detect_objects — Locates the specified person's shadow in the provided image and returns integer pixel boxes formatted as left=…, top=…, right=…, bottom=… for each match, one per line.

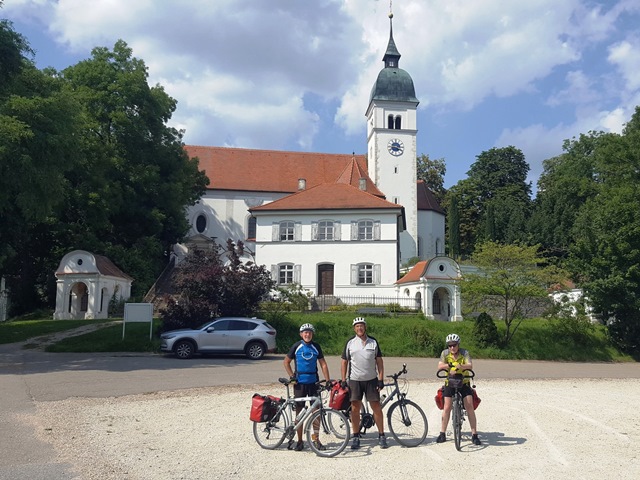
left=461, top=431, right=527, bottom=451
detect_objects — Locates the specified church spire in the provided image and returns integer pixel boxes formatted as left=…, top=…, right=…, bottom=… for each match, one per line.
left=383, top=8, right=401, bottom=68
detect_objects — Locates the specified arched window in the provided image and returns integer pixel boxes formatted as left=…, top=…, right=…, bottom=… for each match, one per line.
left=388, top=114, right=394, bottom=129
left=394, top=115, right=401, bottom=129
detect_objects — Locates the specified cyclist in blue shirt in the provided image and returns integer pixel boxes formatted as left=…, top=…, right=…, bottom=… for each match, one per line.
left=284, top=323, right=331, bottom=452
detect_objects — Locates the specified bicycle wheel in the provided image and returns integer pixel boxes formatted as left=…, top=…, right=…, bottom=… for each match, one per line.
left=387, top=399, right=428, bottom=447
left=452, top=395, right=462, bottom=451
left=327, top=408, right=349, bottom=440
left=253, top=408, right=289, bottom=450
left=306, top=409, right=350, bottom=458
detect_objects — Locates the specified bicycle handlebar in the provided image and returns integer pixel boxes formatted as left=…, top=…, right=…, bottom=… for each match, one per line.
left=279, top=377, right=332, bottom=391
left=436, top=368, right=475, bottom=379
left=386, top=363, right=408, bottom=381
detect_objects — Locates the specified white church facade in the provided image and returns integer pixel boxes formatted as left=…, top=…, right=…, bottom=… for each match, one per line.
left=178, top=13, right=462, bottom=320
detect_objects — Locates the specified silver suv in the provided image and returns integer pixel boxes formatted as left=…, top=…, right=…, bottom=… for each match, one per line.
left=160, top=317, right=277, bottom=360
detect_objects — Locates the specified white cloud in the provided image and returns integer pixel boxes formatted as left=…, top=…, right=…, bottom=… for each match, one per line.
left=608, top=37, right=640, bottom=92
left=5, top=0, right=640, bottom=188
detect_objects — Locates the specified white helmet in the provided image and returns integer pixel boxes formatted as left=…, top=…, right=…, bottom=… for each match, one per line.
left=299, top=323, right=315, bottom=333
left=446, top=333, right=460, bottom=344
left=352, top=317, right=367, bottom=326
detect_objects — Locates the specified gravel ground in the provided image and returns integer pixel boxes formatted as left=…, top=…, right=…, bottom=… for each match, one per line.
left=29, top=378, right=640, bottom=480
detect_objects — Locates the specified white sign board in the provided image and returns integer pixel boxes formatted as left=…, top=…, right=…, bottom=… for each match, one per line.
left=123, top=303, right=154, bottom=340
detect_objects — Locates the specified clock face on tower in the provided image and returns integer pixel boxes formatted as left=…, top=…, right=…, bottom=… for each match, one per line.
left=388, top=138, right=404, bottom=156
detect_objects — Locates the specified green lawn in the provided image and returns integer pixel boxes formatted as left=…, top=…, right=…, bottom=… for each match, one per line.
left=1, top=312, right=633, bottom=362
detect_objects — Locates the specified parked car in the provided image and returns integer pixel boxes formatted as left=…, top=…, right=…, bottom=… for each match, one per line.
left=160, top=317, right=277, bottom=360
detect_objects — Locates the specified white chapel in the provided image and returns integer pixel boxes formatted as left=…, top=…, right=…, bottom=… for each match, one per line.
left=176, top=12, right=462, bottom=320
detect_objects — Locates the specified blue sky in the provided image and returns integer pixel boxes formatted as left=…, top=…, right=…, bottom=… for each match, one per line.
left=4, top=0, right=640, bottom=190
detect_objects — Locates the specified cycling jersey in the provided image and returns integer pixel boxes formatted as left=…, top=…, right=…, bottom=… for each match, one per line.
left=341, top=335, right=382, bottom=381
left=439, top=347, right=473, bottom=386
left=287, top=340, right=324, bottom=384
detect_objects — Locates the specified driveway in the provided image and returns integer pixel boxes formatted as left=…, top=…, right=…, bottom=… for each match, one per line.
left=1, top=340, right=639, bottom=479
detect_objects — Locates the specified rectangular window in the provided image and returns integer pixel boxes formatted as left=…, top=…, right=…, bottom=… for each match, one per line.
left=358, top=264, right=374, bottom=285
left=279, top=264, right=294, bottom=285
left=358, top=220, right=374, bottom=240
left=279, top=221, right=295, bottom=241
left=318, top=220, right=334, bottom=240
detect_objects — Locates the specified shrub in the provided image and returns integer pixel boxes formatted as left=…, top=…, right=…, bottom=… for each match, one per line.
left=547, top=302, right=596, bottom=347
left=473, top=312, right=500, bottom=348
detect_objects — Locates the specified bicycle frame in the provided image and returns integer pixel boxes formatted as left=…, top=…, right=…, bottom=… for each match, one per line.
left=342, top=364, right=428, bottom=447
left=253, top=377, right=350, bottom=457
left=437, top=368, right=476, bottom=451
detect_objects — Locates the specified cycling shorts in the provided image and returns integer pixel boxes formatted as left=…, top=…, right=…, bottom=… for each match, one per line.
left=348, top=378, right=380, bottom=403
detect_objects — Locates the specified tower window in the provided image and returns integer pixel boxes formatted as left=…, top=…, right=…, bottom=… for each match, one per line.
left=388, top=114, right=394, bottom=129
left=395, top=116, right=401, bottom=129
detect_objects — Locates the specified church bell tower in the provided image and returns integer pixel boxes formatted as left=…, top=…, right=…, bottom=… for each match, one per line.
left=366, top=10, right=419, bottom=264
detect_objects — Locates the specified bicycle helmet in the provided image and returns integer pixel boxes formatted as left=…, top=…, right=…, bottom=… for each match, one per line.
left=299, top=323, right=315, bottom=333
left=446, top=333, right=460, bottom=344
left=352, top=317, right=367, bottom=326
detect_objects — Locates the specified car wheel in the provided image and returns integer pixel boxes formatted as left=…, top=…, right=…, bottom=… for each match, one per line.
left=245, top=341, right=265, bottom=360
left=174, top=340, right=195, bottom=359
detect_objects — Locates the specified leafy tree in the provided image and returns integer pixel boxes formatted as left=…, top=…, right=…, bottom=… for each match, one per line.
left=449, top=146, right=532, bottom=256
left=160, top=241, right=275, bottom=331
left=528, top=132, right=603, bottom=261
left=446, top=179, right=482, bottom=257
left=0, top=21, right=84, bottom=311
left=567, top=107, right=640, bottom=355
left=1, top=37, right=208, bottom=314
left=462, top=241, right=563, bottom=345
left=416, top=153, right=446, bottom=204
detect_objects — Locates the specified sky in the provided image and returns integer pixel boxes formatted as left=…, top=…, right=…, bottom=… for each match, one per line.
left=4, top=0, right=640, bottom=190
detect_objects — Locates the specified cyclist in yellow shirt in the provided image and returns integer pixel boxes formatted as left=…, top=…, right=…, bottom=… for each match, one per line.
left=436, top=333, right=481, bottom=445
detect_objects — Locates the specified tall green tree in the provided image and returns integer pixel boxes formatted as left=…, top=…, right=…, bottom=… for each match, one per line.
left=528, top=132, right=603, bottom=261
left=0, top=21, right=84, bottom=310
left=462, top=241, right=563, bottom=345
left=447, top=194, right=460, bottom=259
left=449, top=146, right=532, bottom=256
left=416, top=153, right=446, bottom=204
left=567, top=107, right=640, bottom=355
left=52, top=40, right=209, bottom=298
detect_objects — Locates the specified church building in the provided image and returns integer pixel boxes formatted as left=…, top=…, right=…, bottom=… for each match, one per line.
left=179, top=12, right=462, bottom=320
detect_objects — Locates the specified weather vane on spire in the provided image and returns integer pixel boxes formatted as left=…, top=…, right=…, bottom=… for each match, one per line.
left=389, top=1, right=394, bottom=18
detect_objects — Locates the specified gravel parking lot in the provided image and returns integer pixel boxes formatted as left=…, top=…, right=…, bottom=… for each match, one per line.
left=30, top=377, right=640, bottom=480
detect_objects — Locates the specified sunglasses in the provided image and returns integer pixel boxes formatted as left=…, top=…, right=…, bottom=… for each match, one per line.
left=447, top=343, right=459, bottom=347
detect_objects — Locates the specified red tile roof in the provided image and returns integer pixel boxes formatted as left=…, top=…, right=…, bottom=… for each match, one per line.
left=95, top=255, right=133, bottom=280
left=395, top=260, right=430, bottom=285
left=250, top=182, right=403, bottom=212
left=185, top=145, right=384, bottom=196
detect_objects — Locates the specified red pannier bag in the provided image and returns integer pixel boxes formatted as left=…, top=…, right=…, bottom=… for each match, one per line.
left=435, top=387, right=444, bottom=410
left=328, top=382, right=350, bottom=410
left=472, top=388, right=481, bottom=410
left=250, top=394, right=281, bottom=422
left=435, top=387, right=481, bottom=410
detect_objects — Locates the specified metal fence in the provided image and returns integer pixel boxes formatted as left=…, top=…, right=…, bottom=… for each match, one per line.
left=308, top=295, right=420, bottom=313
